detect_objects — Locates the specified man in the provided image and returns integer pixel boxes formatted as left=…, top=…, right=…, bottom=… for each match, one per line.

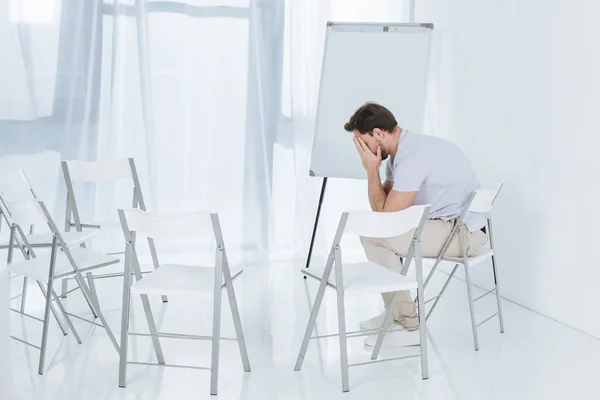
left=345, top=102, right=487, bottom=346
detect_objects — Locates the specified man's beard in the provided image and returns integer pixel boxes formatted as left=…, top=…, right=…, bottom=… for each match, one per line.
left=380, top=149, right=389, bottom=160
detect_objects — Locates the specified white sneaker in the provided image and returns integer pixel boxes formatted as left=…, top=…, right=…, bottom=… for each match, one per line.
left=359, top=311, right=421, bottom=331
left=359, top=311, right=397, bottom=330
left=364, top=330, right=420, bottom=348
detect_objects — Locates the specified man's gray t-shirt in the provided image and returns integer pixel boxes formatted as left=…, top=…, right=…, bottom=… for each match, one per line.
left=386, top=130, right=486, bottom=231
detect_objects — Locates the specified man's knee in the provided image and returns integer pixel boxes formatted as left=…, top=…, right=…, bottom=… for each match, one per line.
left=467, top=230, right=488, bottom=256
left=360, top=236, right=379, bottom=249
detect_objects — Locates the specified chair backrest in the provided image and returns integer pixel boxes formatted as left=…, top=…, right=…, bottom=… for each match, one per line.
left=118, top=208, right=221, bottom=245
left=63, top=159, right=133, bottom=183
left=466, top=183, right=503, bottom=214
left=62, top=158, right=146, bottom=239
left=343, top=205, right=429, bottom=239
left=0, top=196, right=49, bottom=228
left=0, top=169, right=36, bottom=200
left=0, top=152, right=61, bottom=215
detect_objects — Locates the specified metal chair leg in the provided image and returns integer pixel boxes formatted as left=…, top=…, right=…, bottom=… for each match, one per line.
left=38, top=281, right=54, bottom=375
left=75, top=275, right=120, bottom=353
left=416, top=241, right=429, bottom=380
left=222, top=256, right=250, bottom=372
left=72, top=274, right=98, bottom=319
left=418, top=284, right=429, bottom=379
left=50, top=288, right=82, bottom=344
left=131, top=247, right=164, bottom=364
left=118, top=293, right=130, bottom=388
left=463, top=263, right=479, bottom=351
left=86, top=272, right=101, bottom=313
left=36, top=282, right=68, bottom=336
left=425, top=264, right=459, bottom=321
left=118, top=246, right=133, bottom=388
left=459, top=225, right=479, bottom=351
left=6, top=228, right=29, bottom=314
left=61, top=278, right=68, bottom=299
left=294, top=252, right=334, bottom=372
left=38, top=238, right=59, bottom=375
left=9, top=230, right=67, bottom=335
left=333, top=247, right=349, bottom=392
left=488, top=218, right=505, bottom=333
left=210, top=248, right=224, bottom=396
left=371, top=292, right=398, bottom=360
left=491, top=254, right=505, bottom=333
left=20, top=277, right=28, bottom=313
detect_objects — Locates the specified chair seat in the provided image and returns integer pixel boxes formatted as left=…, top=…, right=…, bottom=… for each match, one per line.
left=8, top=247, right=120, bottom=281
left=30, top=231, right=97, bottom=247
left=302, top=262, right=418, bottom=295
left=425, top=248, right=494, bottom=266
left=130, top=264, right=243, bottom=298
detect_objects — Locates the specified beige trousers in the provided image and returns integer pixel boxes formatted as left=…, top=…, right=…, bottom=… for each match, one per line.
left=360, top=219, right=488, bottom=328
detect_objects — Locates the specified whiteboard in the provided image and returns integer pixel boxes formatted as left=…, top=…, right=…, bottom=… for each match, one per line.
left=309, top=22, right=434, bottom=179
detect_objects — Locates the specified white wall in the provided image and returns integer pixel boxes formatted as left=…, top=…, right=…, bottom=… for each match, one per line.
left=418, top=0, right=600, bottom=337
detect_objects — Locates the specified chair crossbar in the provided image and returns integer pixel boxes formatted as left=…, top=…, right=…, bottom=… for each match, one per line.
left=476, top=312, right=499, bottom=328
left=10, top=294, right=23, bottom=301
left=61, top=270, right=152, bottom=282
left=127, top=361, right=211, bottom=371
left=473, top=288, right=496, bottom=302
left=53, top=260, right=121, bottom=279
left=129, top=332, right=238, bottom=341
left=301, top=270, right=336, bottom=289
left=349, top=354, right=420, bottom=368
left=10, top=335, right=42, bottom=350
left=312, top=326, right=407, bottom=340
left=55, top=286, right=80, bottom=298
left=64, top=312, right=103, bottom=327
left=10, top=308, right=44, bottom=323
left=425, top=296, right=438, bottom=304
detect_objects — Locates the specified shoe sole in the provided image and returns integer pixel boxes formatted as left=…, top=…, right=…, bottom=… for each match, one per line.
left=359, top=322, right=419, bottom=332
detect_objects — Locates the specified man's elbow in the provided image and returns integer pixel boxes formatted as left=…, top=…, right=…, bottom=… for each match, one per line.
left=382, top=202, right=412, bottom=213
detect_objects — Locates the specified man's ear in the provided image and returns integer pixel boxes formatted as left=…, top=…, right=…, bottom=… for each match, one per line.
left=372, top=128, right=385, bottom=140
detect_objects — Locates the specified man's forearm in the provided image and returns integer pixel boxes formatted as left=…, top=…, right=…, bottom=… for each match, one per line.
left=367, top=169, right=387, bottom=212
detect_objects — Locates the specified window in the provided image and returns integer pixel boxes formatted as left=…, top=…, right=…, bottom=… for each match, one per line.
left=9, top=0, right=60, bottom=24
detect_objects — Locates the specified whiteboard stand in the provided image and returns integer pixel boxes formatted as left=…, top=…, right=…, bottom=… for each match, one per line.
left=304, top=21, right=434, bottom=271
left=305, top=176, right=328, bottom=270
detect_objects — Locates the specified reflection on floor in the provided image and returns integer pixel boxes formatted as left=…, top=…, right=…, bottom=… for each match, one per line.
left=8, top=258, right=600, bottom=400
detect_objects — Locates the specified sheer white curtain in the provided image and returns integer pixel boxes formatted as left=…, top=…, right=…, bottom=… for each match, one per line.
left=95, top=0, right=266, bottom=260
left=1, top=0, right=411, bottom=263
left=0, top=0, right=101, bottom=233
left=1, top=0, right=281, bottom=262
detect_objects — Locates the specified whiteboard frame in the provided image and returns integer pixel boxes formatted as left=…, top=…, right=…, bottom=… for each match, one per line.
left=309, top=21, right=434, bottom=178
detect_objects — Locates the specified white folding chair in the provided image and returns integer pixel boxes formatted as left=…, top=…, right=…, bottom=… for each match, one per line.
left=60, top=158, right=167, bottom=303
left=117, top=209, right=251, bottom=395
left=0, top=170, right=96, bottom=313
left=295, top=205, right=430, bottom=392
left=0, top=194, right=120, bottom=375
left=422, top=184, right=505, bottom=351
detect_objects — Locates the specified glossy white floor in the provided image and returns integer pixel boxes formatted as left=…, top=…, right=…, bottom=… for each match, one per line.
left=7, top=257, right=600, bottom=400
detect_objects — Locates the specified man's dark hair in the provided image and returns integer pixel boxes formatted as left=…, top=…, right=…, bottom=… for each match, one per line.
left=344, top=102, right=398, bottom=135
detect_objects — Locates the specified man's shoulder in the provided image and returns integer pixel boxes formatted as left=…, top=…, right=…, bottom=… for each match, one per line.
left=398, top=131, right=435, bottom=155
left=397, top=132, right=471, bottom=171
left=408, top=132, right=465, bottom=154
left=408, top=131, right=452, bottom=144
